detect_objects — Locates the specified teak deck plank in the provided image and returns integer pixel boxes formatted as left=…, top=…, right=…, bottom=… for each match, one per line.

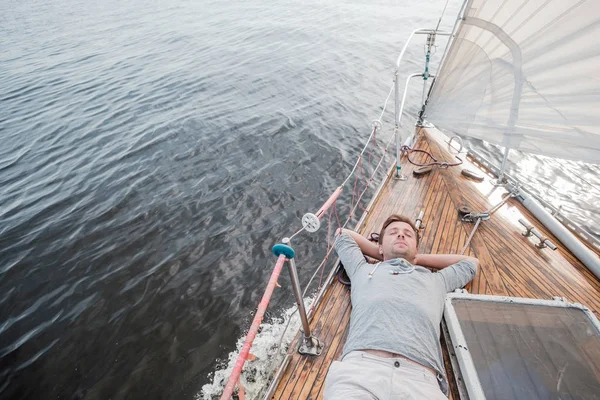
left=268, top=127, right=600, bottom=399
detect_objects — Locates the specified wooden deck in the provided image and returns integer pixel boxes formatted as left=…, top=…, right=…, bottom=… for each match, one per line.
left=268, top=127, right=600, bottom=399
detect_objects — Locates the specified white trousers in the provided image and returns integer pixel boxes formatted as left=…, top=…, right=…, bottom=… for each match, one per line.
left=323, top=351, right=448, bottom=400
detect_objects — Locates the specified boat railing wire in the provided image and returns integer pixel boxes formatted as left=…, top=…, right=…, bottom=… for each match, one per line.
left=278, top=82, right=399, bottom=336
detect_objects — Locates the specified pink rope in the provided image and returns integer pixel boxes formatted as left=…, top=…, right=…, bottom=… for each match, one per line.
left=219, top=254, right=287, bottom=400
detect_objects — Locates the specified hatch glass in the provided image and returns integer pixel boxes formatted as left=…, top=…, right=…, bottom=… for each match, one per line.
left=445, top=294, right=600, bottom=400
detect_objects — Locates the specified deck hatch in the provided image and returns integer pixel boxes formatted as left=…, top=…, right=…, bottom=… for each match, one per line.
left=444, top=292, right=600, bottom=400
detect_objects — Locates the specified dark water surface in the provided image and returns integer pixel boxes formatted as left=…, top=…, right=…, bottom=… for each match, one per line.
left=1, top=0, right=598, bottom=399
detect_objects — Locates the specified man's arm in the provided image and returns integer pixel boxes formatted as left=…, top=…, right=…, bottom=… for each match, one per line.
left=335, top=228, right=382, bottom=261
left=334, top=230, right=371, bottom=279
left=435, top=255, right=479, bottom=292
left=415, top=254, right=479, bottom=270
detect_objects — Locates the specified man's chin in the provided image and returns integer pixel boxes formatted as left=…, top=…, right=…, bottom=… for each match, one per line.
left=392, top=245, right=409, bottom=255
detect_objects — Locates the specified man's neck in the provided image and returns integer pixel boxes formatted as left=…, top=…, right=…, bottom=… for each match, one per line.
left=383, top=255, right=415, bottom=264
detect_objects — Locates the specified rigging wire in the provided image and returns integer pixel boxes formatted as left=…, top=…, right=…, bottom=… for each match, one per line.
left=434, top=0, right=452, bottom=32
left=341, top=83, right=394, bottom=188
left=287, top=226, right=305, bottom=242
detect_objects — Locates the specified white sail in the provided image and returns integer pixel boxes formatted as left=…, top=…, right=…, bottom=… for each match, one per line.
left=425, top=0, right=600, bottom=164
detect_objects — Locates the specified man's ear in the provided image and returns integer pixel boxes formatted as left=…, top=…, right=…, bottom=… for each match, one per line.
left=378, top=245, right=383, bottom=255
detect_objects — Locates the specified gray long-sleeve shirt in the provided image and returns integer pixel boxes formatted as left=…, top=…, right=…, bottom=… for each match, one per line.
left=335, top=233, right=477, bottom=396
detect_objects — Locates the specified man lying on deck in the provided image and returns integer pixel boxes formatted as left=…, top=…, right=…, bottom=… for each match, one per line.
left=323, top=214, right=478, bottom=399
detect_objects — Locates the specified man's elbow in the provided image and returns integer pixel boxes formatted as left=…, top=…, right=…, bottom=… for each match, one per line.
left=467, top=256, right=479, bottom=274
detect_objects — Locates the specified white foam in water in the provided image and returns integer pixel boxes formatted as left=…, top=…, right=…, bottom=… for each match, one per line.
left=199, top=297, right=314, bottom=400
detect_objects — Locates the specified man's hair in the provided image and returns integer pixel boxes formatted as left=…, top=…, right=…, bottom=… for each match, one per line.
left=378, top=214, right=420, bottom=246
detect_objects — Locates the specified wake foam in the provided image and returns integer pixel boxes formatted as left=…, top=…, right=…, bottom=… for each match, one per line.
left=199, top=298, right=314, bottom=400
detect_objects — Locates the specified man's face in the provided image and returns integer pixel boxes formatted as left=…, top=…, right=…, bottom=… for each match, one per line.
left=379, top=221, right=418, bottom=262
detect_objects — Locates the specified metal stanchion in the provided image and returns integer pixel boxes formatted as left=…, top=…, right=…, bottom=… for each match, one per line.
left=273, top=240, right=323, bottom=356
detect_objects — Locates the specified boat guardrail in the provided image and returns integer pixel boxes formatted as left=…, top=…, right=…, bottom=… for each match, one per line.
left=393, top=27, right=451, bottom=180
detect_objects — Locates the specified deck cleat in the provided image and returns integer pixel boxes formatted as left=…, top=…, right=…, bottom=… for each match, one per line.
left=461, top=212, right=490, bottom=223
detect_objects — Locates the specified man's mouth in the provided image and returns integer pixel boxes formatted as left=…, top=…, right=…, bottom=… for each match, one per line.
left=394, top=240, right=407, bottom=247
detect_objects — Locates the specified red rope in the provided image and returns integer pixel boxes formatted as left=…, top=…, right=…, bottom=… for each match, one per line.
left=367, top=126, right=378, bottom=165
left=317, top=209, right=334, bottom=291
